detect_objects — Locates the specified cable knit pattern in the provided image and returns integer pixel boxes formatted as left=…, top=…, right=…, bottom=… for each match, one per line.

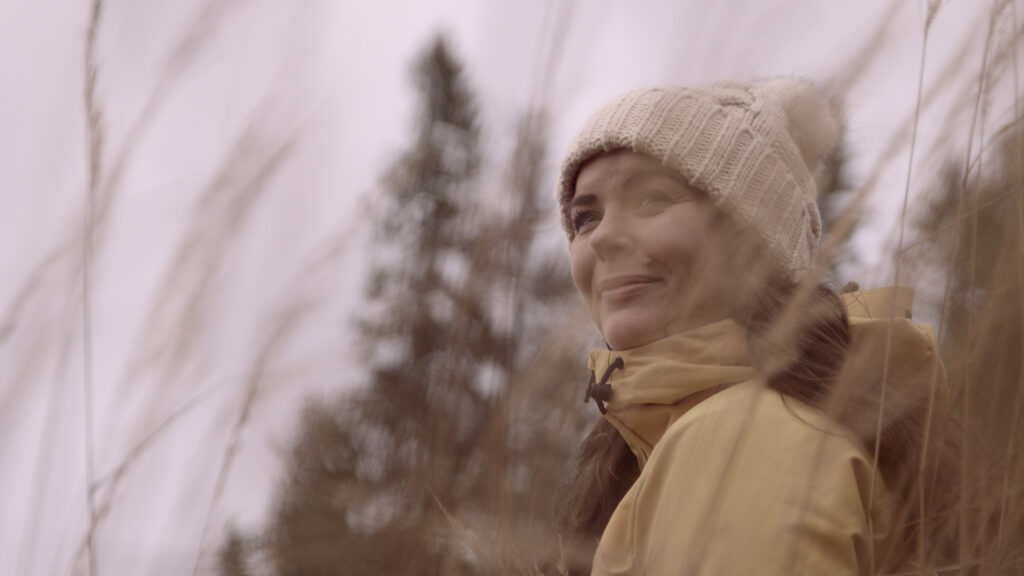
left=557, top=80, right=837, bottom=278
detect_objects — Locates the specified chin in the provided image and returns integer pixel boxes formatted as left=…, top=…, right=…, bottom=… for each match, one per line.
left=602, top=324, right=660, bottom=351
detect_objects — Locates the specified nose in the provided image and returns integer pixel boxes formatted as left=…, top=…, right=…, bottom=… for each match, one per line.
left=588, top=210, right=633, bottom=258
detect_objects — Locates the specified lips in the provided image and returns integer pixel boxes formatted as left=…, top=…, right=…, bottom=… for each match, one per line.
left=598, top=275, right=661, bottom=297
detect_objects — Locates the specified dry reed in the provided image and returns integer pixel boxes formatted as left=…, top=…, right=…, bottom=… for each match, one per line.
left=3, top=2, right=1023, bottom=575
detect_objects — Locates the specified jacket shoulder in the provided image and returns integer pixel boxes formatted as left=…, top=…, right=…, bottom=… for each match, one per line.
left=665, top=379, right=866, bottom=459
left=592, top=382, right=890, bottom=575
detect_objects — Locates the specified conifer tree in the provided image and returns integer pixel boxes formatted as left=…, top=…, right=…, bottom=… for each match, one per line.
left=235, top=36, right=587, bottom=576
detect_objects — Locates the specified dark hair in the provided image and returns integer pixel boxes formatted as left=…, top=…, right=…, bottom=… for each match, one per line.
left=555, top=277, right=961, bottom=571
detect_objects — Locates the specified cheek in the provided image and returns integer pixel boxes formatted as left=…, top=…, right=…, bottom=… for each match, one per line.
left=681, top=230, right=730, bottom=302
left=655, top=229, right=706, bottom=272
left=655, top=216, right=724, bottom=287
left=569, top=245, right=593, bottom=299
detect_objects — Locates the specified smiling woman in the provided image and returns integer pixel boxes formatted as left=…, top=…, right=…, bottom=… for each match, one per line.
left=553, top=80, right=960, bottom=575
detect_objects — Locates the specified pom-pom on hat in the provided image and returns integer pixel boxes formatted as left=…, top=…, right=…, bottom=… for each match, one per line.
left=556, top=78, right=841, bottom=278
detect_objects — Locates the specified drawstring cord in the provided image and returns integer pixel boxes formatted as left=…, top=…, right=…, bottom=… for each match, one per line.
left=584, top=356, right=624, bottom=414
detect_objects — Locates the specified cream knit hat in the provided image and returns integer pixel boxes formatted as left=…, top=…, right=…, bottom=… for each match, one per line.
left=556, top=79, right=840, bottom=277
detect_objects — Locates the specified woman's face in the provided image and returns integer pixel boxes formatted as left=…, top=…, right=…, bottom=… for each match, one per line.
left=569, top=150, right=729, bottom=350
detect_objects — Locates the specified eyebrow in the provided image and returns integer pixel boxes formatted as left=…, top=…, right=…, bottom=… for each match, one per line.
left=569, top=194, right=597, bottom=208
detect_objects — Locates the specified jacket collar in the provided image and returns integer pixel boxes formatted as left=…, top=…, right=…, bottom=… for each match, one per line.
left=586, top=287, right=941, bottom=469
left=588, top=318, right=756, bottom=467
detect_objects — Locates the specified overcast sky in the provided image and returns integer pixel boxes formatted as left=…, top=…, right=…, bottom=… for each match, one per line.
left=1, top=1, right=1017, bottom=575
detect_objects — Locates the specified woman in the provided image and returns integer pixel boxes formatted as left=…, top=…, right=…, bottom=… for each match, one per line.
left=554, top=80, right=958, bottom=574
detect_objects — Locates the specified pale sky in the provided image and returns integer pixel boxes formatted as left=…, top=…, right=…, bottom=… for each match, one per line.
left=0, top=1, right=1017, bottom=575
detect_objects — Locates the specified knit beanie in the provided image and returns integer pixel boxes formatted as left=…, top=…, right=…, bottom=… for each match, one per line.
left=556, top=79, right=841, bottom=277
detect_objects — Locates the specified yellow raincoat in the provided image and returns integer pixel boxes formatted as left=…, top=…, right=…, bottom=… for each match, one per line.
left=587, top=288, right=942, bottom=575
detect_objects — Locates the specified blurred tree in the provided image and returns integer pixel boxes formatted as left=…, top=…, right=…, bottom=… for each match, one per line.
left=266, top=401, right=382, bottom=575
left=217, top=526, right=253, bottom=576
left=817, top=140, right=862, bottom=279
left=906, top=123, right=1024, bottom=573
left=223, top=36, right=589, bottom=576
left=910, top=125, right=1023, bottom=361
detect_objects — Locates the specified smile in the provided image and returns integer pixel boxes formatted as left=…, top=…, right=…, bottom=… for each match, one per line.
left=598, top=275, right=661, bottom=298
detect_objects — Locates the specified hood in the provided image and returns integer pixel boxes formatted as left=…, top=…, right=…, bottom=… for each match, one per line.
left=587, top=286, right=945, bottom=468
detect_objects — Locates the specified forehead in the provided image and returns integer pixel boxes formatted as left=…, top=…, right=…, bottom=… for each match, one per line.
left=574, top=150, right=663, bottom=191
left=573, top=150, right=694, bottom=205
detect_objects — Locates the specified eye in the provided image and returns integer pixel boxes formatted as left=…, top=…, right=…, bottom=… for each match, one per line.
left=636, top=190, right=677, bottom=211
left=571, top=209, right=600, bottom=235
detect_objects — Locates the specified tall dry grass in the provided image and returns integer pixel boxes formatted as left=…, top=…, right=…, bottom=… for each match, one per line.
left=2, top=1, right=1023, bottom=575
